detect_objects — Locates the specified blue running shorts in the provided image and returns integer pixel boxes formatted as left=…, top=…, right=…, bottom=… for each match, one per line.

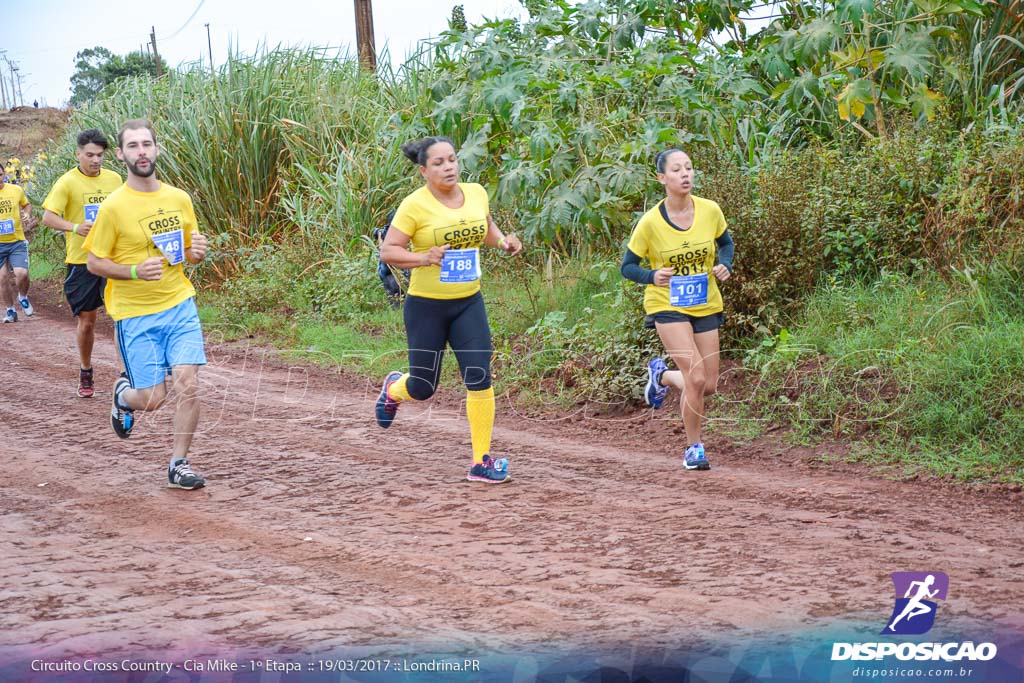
left=115, top=297, right=207, bottom=389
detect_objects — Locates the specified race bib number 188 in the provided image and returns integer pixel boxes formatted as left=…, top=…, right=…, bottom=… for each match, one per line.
left=0, top=219, right=14, bottom=235
left=440, top=248, right=481, bottom=283
left=151, top=229, right=185, bottom=266
left=669, top=273, right=709, bottom=308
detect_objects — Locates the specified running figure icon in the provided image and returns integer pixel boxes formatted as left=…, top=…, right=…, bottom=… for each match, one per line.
left=888, top=574, right=938, bottom=632
left=883, top=571, right=949, bottom=635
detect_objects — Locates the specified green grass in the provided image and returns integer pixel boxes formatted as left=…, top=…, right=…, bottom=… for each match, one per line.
left=24, top=229, right=1024, bottom=484
left=736, top=267, right=1024, bottom=483
left=29, top=253, right=60, bottom=281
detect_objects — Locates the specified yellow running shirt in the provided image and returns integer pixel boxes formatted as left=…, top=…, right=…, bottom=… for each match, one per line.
left=626, top=195, right=728, bottom=316
left=42, top=167, right=122, bottom=264
left=391, top=183, right=489, bottom=300
left=0, top=183, right=29, bottom=243
left=42, top=167, right=123, bottom=264
left=83, top=183, right=197, bottom=321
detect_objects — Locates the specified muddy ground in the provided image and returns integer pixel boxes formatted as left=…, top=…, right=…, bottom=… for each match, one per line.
left=2, top=285, right=1022, bottom=666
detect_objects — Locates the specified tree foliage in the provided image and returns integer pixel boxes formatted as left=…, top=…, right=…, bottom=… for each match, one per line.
left=69, top=47, right=167, bottom=106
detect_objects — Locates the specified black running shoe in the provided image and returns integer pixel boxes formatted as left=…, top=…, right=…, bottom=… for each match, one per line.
left=110, top=373, right=134, bottom=438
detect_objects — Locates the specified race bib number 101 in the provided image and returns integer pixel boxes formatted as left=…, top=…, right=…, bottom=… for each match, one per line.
left=151, top=229, right=185, bottom=266
left=669, top=273, right=709, bottom=308
left=440, top=248, right=481, bottom=283
left=84, top=204, right=100, bottom=222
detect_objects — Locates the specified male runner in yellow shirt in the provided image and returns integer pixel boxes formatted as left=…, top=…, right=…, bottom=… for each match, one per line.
left=84, top=119, right=211, bottom=490
left=42, top=129, right=123, bottom=396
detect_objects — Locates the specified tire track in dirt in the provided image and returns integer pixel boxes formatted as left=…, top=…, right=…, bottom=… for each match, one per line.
left=2, top=290, right=1023, bottom=660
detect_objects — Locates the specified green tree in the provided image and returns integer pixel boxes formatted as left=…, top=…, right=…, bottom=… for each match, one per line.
left=69, top=47, right=167, bottom=106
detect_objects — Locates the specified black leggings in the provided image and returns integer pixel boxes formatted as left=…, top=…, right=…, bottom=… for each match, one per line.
left=403, top=292, right=493, bottom=400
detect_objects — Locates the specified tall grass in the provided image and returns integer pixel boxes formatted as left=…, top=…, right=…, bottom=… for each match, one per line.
left=29, top=47, right=435, bottom=275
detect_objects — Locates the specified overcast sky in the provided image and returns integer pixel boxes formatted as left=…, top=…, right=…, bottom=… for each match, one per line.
left=2, top=0, right=527, bottom=108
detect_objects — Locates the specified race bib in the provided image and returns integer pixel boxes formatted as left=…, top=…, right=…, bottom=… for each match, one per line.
left=84, top=204, right=100, bottom=222
left=151, top=229, right=185, bottom=266
left=440, top=248, right=481, bottom=283
left=669, top=273, right=709, bottom=308
left=0, top=219, right=13, bottom=235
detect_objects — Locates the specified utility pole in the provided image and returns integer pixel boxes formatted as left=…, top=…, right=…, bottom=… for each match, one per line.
left=353, top=0, right=377, bottom=72
left=9, top=66, right=18, bottom=107
left=12, top=66, right=22, bottom=106
left=150, top=26, right=163, bottom=77
left=0, top=53, right=7, bottom=110
left=205, top=23, right=214, bottom=73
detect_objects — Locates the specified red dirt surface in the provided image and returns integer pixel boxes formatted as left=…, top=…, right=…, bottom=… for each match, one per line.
left=2, top=286, right=1023, bottom=662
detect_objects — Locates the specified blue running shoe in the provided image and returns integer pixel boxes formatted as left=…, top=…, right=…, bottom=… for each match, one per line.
left=2, top=308, right=16, bottom=323
left=645, top=357, right=669, bottom=408
left=110, top=372, right=134, bottom=439
left=375, top=371, right=403, bottom=428
left=684, top=443, right=710, bottom=470
left=467, top=455, right=512, bottom=484
left=18, top=295, right=33, bottom=316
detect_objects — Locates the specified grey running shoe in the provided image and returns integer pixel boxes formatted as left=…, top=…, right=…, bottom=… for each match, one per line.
left=168, top=458, right=206, bottom=490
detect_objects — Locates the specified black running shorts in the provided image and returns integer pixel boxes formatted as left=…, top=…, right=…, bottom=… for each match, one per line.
left=644, top=310, right=724, bottom=334
left=64, top=264, right=105, bottom=316
left=403, top=292, right=493, bottom=400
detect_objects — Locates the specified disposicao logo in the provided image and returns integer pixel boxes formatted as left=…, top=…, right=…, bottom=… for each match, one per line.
left=831, top=571, right=998, bottom=663
left=883, top=571, right=948, bottom=635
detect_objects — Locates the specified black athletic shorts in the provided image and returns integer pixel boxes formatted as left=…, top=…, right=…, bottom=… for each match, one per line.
left=64, top=264, right=105, bottom=316
left=644, top=310, right=724, bottom=334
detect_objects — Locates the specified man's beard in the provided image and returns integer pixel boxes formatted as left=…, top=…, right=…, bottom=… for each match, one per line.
left=127, top=157, right=157, bottom=178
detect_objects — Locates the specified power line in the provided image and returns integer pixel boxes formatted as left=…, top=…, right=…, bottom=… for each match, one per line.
left=164, top=0, right=208, bottom=41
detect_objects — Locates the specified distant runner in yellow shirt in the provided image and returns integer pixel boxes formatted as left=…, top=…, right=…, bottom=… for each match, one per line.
left=0, top=175, right=37, bottom=324
left=375, top=135, right=523, bottom=484
left=84, top=119, right=211, bottom=491
left=42, top=128, right=123, bottom=397
left=621, top=149, right=735, bottom=471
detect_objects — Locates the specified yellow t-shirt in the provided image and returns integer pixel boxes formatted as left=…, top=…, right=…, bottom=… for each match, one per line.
left=0, top=183, right=29, bottom=243
left=83, top=183, right=197, bottom=321
left=626, top=195, right=728, bottom=316
left=42, top=167, right=123, bottom=264
left=391, top=183, right=490, bottom=300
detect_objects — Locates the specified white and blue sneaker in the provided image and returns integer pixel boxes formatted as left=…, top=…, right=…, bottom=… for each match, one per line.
left=644, top=357, right=669, bottom=408
left=683, top=443, right=711, bottom=471
left=2, top=308, right=16, bottom=323
left=17, top=294, right=33, bottom=316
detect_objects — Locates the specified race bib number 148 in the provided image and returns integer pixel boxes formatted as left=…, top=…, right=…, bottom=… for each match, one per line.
left=151, top=229, right=185, bottom=266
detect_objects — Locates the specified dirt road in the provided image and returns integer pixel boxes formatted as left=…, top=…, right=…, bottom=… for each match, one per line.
left=2, top=288, right=1023, bottom=666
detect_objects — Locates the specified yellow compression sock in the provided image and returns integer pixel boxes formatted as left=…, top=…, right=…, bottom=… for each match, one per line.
left=389, top=373, right=413, bottom=402
left=466, top=387, right=495, bottom=464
